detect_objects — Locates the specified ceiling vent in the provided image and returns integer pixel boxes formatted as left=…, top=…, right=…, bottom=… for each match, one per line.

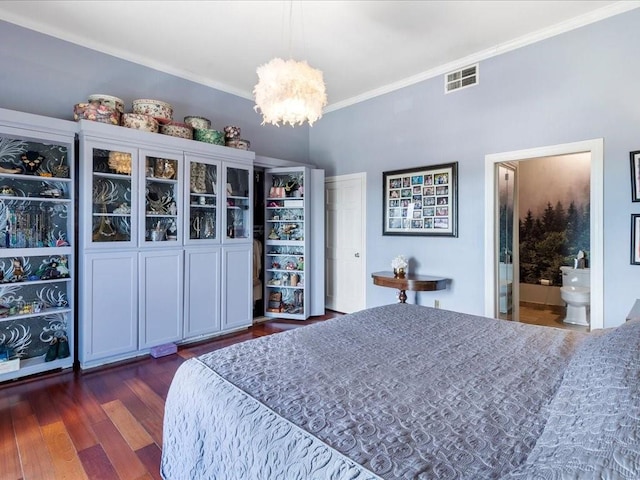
left=445, top=64, right=478, bottom=93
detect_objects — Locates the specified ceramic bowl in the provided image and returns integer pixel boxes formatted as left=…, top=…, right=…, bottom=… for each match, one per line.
left=160, top=122, right=193, bottom=139
left=225, top=138, right=250, bottom=150
left=224, top=125, right=241, bottom=139
left=184, top=116, right=211, bottom=130
left=122, top=113, right=159, bottom=133
left=194, top=128, right=225, bottom=145
left=73, top=103, right=120, bottom=125
left=132, top=99, right=173, bottom=123
left=88, top=94, right=125, bottom=114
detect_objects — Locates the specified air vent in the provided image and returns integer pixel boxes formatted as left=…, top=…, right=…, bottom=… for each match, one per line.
left=445, top=64, right=478, bottom=93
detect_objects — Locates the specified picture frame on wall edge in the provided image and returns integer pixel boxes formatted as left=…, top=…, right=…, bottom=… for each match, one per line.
left=382, top=162, right=458, bottom=237
left=631, top=214, right=640, bottom=265
left=630, top=150, right=640, bottom=202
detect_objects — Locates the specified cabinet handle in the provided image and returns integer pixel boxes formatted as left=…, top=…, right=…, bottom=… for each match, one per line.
left=354, top=253, right=360, bottom=258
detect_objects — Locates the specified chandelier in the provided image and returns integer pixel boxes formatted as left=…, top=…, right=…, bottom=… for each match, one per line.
left=253, top=2, right=327, bottom=127
left=254, top=58, right=326, bottom=127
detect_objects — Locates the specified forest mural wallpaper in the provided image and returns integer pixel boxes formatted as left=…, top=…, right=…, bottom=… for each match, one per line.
left=520, top=200, right=590, bottom=286
left=518, top=153, right=591, bottom=286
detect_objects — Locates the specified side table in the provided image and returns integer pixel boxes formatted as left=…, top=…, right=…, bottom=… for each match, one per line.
left=371, top=271, right=449, bottom=303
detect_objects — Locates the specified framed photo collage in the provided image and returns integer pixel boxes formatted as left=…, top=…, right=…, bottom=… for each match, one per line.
left=383, top=162, right=458, bottom=237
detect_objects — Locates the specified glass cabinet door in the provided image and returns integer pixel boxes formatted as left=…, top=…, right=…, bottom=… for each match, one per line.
left=186, top=156, right=218, bottom=243
left=141, top=151, right=182, bottom=245
left=224, top=163, right=251, bottom=241
left=90, top=146, right=136, bottom=246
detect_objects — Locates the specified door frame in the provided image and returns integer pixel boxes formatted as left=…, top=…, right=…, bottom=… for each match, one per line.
left=496, top=162, right=520, bottom=321
left=484, top=138, right=604, bottom=329
left=325, top=172, right=367, bottom=312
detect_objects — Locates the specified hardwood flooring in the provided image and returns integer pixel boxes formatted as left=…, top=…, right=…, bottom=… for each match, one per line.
left=0, top=312, right=340, bottom=480
left=518, top=302, right=589, bottom=332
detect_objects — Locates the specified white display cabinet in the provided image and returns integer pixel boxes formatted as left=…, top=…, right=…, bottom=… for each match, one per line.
left=0, top=108, right=76, bottom=382
left=78, top=120, right=254, bottom=368
left=263, top=166, right=325, bottom=320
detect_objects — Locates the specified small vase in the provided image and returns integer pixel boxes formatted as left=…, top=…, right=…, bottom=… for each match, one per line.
left=394, top=267, right=406, bottom=278
left=150, top=229, right=166, bottom=242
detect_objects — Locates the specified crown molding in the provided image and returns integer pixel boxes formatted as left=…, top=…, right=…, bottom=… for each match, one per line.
left=324, top=1, right=640, bottom=113
left=1, top=1, right=638, bottom=113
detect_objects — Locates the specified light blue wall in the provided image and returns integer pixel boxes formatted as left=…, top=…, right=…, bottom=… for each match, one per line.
left=0, top=20, right=309, bottom=162
left=309, top=9, right=640, bottom=327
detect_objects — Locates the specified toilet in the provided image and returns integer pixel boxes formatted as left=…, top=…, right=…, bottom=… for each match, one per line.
left=559, top=266, right=590, bottom=326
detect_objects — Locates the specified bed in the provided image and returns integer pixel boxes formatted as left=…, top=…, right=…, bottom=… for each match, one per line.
left=161, top=303, right=640, bottom=479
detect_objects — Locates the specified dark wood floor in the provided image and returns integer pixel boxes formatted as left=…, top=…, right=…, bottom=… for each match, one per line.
left=0, top=312, right=340, bottom=480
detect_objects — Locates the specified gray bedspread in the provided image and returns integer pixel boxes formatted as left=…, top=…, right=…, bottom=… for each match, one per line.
left=162, top=304, right=638, bottom=479
left=503, top=317, right=640, bottom=479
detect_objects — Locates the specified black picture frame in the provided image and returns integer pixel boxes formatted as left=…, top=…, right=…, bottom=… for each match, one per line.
left=632, top=214, right=640, bottom=265
left=630, top=151, right=640, bottom=202
left=383, top=162, right=458, bottom=237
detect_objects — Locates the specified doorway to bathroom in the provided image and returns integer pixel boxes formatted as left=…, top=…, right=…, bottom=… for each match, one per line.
left=484, top=139, right=604, bottom=330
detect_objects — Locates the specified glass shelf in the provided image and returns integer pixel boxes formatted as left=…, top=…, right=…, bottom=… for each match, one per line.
left=93, top=171, right=131, bottom=179
left=0, top=306, right=71, bottom=323
left=0, top=195, right=71, bottom=203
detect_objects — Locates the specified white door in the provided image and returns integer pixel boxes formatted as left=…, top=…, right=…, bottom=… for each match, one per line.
left=325, top=173, right=366, bottom=313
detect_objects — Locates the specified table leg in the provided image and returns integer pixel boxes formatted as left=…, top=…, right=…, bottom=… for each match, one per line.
left=398, top=289, right=407, bottom=303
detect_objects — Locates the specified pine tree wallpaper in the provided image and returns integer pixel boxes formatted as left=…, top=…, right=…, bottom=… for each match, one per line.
left=517, top=154, right=591, bottom=286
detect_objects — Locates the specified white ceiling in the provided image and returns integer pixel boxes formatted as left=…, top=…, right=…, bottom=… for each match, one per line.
left=0, top=1, right=636, bottom=112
